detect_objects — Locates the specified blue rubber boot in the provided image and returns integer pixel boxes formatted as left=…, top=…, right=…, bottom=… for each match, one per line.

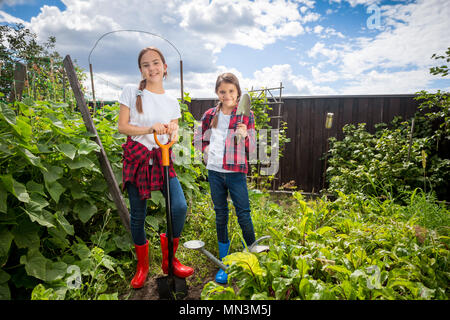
left=215, top=241, right=230, bottom=284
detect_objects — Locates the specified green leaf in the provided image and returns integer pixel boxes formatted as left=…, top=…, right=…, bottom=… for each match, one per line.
left=45, top=180, right=66, bottom=204
left=46, top=114, right=65, bottom=129
left=78, top=139, right=100, bottom=155
left=0, top=270, right=11, bottom=300
left=55, top=211, right=74, bottom=236
left=64, top=157, right=95, bottom=170
left=0, top=185, right=7, bottom=213
left=113, top=234, right=133, bottom=251
left=145, top=215, right=160, bottom=230
left=223, top=252, right=264, bottom=276
left=14, top=118, right=32, bottom=140
left=29, top=193, right=49, bottom=210
left=0, top=102, right=16, bottom=125
left=20, top=249, right=67, bottom=282
left=0, top=227, right=14, bottom=266
left=272, top=277, right=292, bottom=299
left=296, top=258, right=310, bottom=278
left=201, top=281, right=237, bottom=300
left=26, top=181, right=46, bottom=196
left=316, top=226, right=335, bottom=235
left=23, top=202, right=56, bottom=228
left=11, top=218, right=41, bottom=249
left=70, top=183, right=87, bottom=200
left=73, top=201, right=97, bottom=223
left=0, top=174, right=30, bottom=203
left=97, top=293, right=118, bottom=300
left=72, top=243, right=91, bottom=260
left=149, top=191, right=165, bottom=207
left=41, top=165, right=63, bottom=184
left=326, top=265, right=352, bottom=276
left=17, top=147, right=44, bottom=169
left=57, top=143, right=77, bottom=160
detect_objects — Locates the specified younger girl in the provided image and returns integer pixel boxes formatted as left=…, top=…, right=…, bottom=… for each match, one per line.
left=194, top=73, right=256, bottom=284
left=118, top=46, right=193, bottom=289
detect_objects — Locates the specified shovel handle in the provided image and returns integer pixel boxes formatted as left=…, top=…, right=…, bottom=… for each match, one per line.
left=154, top=132, right=176, bottom=166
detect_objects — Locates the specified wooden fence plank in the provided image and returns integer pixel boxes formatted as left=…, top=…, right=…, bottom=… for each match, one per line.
left=189, top=95, right=419, bottom=193
left=63, top=55, right=131, bottom=233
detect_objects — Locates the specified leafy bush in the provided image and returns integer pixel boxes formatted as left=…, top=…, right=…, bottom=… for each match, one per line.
left=201, top=192, right=449, bottom=300
left=326, top=118, right=450, bottom=202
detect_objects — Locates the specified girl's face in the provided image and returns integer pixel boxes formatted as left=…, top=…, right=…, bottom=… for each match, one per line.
left=139, top=50, right=167, bottom=84
left=216, top=82, right=239, bottom=109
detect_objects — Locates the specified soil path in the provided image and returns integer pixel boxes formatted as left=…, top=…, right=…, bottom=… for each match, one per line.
left=123, top=266, right=217, bottom=300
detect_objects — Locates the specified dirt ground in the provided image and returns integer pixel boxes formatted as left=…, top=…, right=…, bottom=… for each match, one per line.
left=122, top=265, right=217, bottom=300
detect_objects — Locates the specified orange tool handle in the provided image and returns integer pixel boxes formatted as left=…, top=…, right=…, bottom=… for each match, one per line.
left=153, top=132, right=176, bottom=166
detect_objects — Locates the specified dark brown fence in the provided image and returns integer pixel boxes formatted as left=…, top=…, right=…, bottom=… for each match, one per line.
left=188, top=95, right=420, bottom=193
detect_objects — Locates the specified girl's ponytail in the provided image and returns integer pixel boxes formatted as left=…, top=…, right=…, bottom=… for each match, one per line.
left=136, top=79, right=146, bottom=114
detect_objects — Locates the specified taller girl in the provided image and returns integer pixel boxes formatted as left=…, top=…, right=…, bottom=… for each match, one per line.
left=194, top=73, right=256, bottom=284
left=118, top=47, right=193, bottom=289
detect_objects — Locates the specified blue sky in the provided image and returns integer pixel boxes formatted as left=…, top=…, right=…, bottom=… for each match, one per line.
left=0, top=0, right=449, bottom=100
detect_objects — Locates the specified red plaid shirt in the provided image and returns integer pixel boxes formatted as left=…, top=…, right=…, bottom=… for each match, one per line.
left=122, top=136, right=176, bottom=200
left=193, top=105, right=256, bottom=173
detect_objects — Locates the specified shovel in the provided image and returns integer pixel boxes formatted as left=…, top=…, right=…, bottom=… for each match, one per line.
left=154, top=132, right=188, bottom=300
left=235, top=92, right=251, bottom=144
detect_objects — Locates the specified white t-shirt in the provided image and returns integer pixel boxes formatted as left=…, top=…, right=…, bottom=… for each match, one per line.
left=118, top=84, right=181, bottom=159
left=206, top=111, right=234, bottom=173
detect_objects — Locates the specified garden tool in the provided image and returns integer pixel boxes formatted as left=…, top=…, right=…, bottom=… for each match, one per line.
left=236, top=92, right=251, bottom=144
left=154, top=132, right=188, bottom=300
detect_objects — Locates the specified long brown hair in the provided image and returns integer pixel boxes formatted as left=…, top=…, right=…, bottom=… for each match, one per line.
left=136, top=47, right=168, bottom=113
left=211, top=72, right=242, bottom=128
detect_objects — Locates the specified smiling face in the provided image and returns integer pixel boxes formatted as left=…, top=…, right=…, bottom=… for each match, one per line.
left=216, top=82, right=239, bottom=110
left=139, top=49, right=167, bottom=84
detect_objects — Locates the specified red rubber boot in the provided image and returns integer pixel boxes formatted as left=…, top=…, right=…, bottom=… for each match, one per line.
left=160, top=233, right=194, bottom=278
left=130, top=240, right=149, bottom=289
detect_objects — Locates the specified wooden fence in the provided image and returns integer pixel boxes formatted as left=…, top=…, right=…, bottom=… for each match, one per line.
left=188, top=95, right=420, bottom=193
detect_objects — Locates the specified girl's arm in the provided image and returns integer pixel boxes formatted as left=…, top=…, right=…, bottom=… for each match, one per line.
left=118, top=104, right=166, bottom=135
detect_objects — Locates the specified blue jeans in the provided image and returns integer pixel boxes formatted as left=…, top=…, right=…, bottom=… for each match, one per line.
left=126, top=176, right=187, bottom=246
left=208, top=170, right=255, bottom=246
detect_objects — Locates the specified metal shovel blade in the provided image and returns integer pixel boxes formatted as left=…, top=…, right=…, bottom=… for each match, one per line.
left=236, top=93, right=251, bottom=119
left=156, top=275, right=187, bottom=300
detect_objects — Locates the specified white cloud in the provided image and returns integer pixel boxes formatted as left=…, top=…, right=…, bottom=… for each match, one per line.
left=341, top=69, right=434, bottom=94
left=329, top=0, right=381, bottom=7
left=308, top=42, right=341, bottom=63
left=20, top=0, right=326, bottom=99
left=308, top=0, right=450, bottom=94
left=0, top=0, right=34, bottom=7
left=0, top=9, right=27, bottom=24
left=179, top=0, right=314, bottom=51
left=2, top=0, right=448, bottom=99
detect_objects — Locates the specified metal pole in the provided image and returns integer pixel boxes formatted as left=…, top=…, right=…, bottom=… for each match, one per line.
left=89, top=63, right=96, bottom=114
left=180, top=60, right=184, bottom=103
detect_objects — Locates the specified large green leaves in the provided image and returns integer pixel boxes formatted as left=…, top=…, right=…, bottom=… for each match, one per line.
left=20, top=249, right=67, bottom=282
left=0, top=174, right=30, bottom=203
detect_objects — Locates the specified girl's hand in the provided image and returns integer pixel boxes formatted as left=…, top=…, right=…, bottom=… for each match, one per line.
left=151, top=123, right=167, bottom=135
left=167, top=121, right=179, bottom=142
left=236, top=123, right=248, bottom=138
